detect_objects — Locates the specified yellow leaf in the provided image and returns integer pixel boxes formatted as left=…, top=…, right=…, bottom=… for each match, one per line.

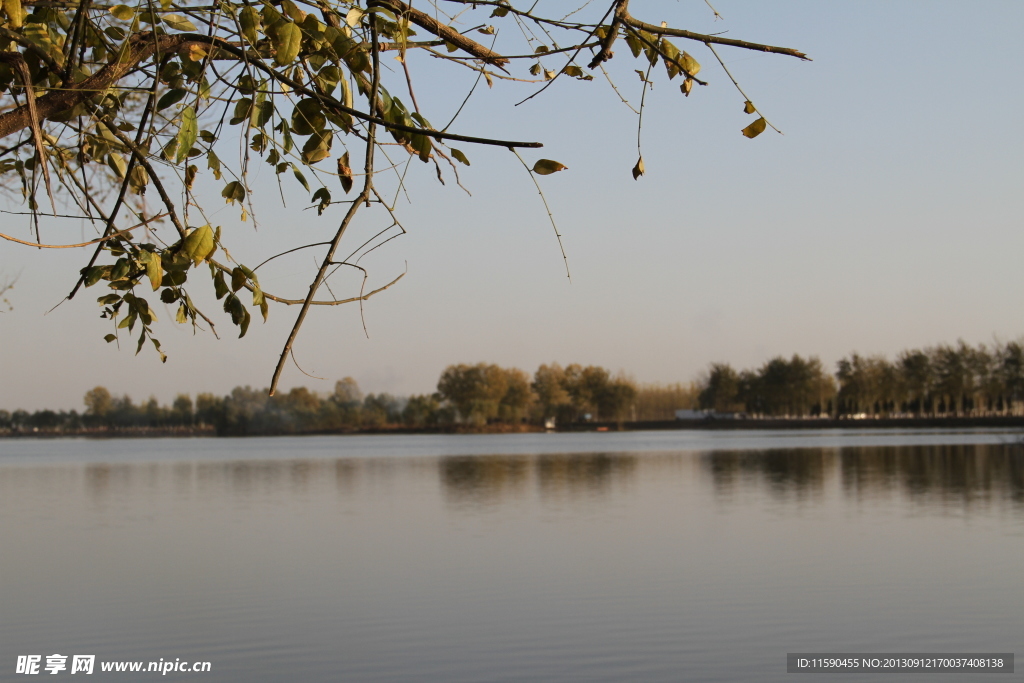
left=741, top=117, right=767, bottom=139
left=743, top=100, right=756, bottom=114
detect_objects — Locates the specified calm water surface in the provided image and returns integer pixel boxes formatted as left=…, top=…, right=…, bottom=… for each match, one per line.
left=2, top=429, right=1022, bottom=681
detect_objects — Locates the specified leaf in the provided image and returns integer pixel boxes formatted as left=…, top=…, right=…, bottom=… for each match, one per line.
left=743, top=100, right=756, bottom=115
left=313, top=187, right=331, bottom=215
left=450, top=148, right=470, bottom=166
left=108, top=4, right=134, bottom=21
left=162, top=13, right=197, bottom=31
left=160, top=288, right=178, bottom=304
left=230, top=266, right=246, bottom=291
left=146, top=252, right=162, bottom=290
left=104, top=333, right=117, bottom=343
left=221, top=180, right=245, bottom=204
left=213, top=270, right=229, bottom=299
left=175, top=106, right=198, bottom=165
left=181, top=225, right=215, bottom=265
left=156, top=88, right=187, bottom=111
left=176, top=302, right=188, bottom=324
left=185, top=164, right=198, bottom=189
left=680, top=77, right=693, bottom=97
left=291, top=98, right=325, bottom=136
left=478, top=25, right=495, bottom=35
left=741, top=117, right=767, bottom=139
left=291, top=165, right=309, bottom=191
left=239, top=6, right=260, bottom=45
left=107, top=153, right=127, bottom=178
left=632, top=156, right=644, bottom=180
left=345, top=7, right=363, bottom=27
left=3, top=0, right=23, bottom=27
left=337, top=152, right=353, bottom=193
left=529, top=63, right=541, bottom=76
left=680, top=51, right=700, bottom=77
left=563, top=65, right=583, bottom=78
left=273, top=22, right=302, bottom=66
left=532, top=159, right=567, bottom=175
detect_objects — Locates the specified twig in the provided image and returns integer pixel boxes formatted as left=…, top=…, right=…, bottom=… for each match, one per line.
left=0, top=213, right=167, bottom=248
left=511, top=148, right=570, bottom=282
left=705, top=42, right=782, bottom=134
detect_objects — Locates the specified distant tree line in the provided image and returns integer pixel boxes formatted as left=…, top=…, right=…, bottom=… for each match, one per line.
left=5, top=339, right=1024, bottom=435
left=698, top=340, right=1024, bottom=418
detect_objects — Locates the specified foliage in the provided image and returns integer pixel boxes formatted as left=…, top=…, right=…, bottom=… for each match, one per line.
left=698, top=339, right=1024, bottom=418
left=0, top=0, right=807, bottom=392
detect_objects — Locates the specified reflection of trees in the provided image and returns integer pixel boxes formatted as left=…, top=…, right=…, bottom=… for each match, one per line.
left=439, top=453, right=638, bottom=507
left=439, top=456, right=530, bottom=507
left=534, top=454, right=636, bottom=499
left=841, top=444, right=1024, bottom=506
left=703, top=445, right=1024, bottom=507
left=704, top=449, right=829, bottom=500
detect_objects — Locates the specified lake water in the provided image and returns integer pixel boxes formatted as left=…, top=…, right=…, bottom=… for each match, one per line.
left=2, top=429, right=1022, bottom=681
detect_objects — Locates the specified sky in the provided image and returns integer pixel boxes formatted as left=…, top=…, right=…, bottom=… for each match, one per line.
left=2, top=1, right=1023, bottom=411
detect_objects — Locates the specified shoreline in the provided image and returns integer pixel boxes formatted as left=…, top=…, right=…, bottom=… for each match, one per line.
left=4, top=416, right=1024, bottom=439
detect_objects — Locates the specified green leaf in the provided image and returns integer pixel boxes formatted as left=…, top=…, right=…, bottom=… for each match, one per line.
left=107, top=153, right=127, bottom=178
left=181, top=225, right=215, bottom=265
left=532, top=159, right=567, bottom=175
left=213, top=270, right=229, bottom=299
left=162, top=13, right=197, bottom=31
left=109, top=4, right=134, bottom=21
left=313, top=187, right=331, bottom=215
left=156, top=88, right=187, bottom=111
left=743, top=100, right=756, bottom=115
left=104, top=333, right=117, bottom=343
left=273, top=22, right=302, bottom=66
left=450, top=148, right=470, bottom=166
left=146, top=253, right=162, bottom=290
left=239, top=5, right=260, bottom=45
left=291, top=98, right=325, bottom=136
left=160, top=288, right=178, bottom=304
left=175, top=106, right=198, bottom=165
left=741, top=117, right=767, bottom=139
left=221, top=180, right=245, bottom=204
left=291, top=165, right=309, bottom=191
left=632, top=156, right=644, bottom=180
left=230, top=266, right=246, bottom=292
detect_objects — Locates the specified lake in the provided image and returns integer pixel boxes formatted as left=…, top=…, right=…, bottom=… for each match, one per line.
left=2, top=429, right=1022, bottom=681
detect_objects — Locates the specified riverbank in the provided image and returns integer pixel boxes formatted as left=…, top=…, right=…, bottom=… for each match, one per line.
left=4, top=416, right=1024, bottom=439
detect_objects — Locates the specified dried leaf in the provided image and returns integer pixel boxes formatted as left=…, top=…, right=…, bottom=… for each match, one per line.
left=337, top=151, right=353, bottom=193
left=680, top=51, right=700, bottom=76
left=680, top=77, right=693, bottom=97
left=743, top=100, right=756, bottom=114
left=532, top=159, right=567, bottom=175
left=632, top=156, right=644, bottom=180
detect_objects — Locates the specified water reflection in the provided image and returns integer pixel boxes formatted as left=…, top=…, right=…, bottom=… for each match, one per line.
left=703, top=444, right=1024, bottom=508
left=6, top=444, right=1022, bottom=514
left=438, top=453, right=638, bottom=507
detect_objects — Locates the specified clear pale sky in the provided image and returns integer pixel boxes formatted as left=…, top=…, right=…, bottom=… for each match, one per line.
left=2, top=1, right=1022, bottom=411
